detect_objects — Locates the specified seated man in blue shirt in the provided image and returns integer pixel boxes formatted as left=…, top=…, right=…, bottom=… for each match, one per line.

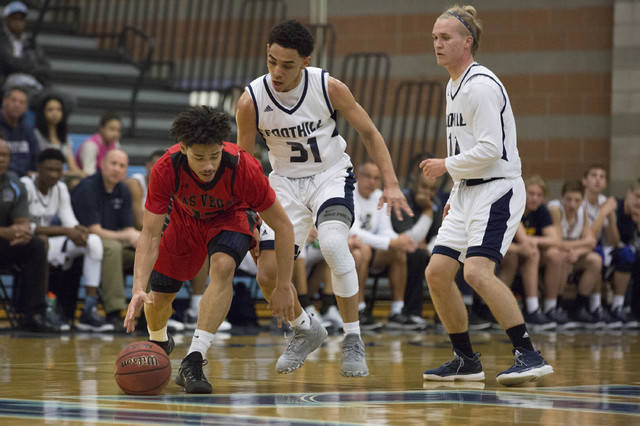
left=0, top=86, right=39, bottom=177
left=71, top=149, right=140, bottom=331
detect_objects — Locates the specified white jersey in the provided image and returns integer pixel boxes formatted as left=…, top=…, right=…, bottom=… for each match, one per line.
left=246, top=66, right=350, bottom=178
left=582, top=194, right=610, bottom=239
left=131, top=172, right=147, bottom=210
left=444, top=63, right=521, bottom=182
left=20, top=176, right=79, bottom=227
left=548, top=199, right=585, bottom=241
left=351, top=185, right=397, bottom=251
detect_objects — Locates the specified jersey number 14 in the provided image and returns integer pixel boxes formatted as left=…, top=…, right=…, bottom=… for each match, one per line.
left=287, top=137, right=322, bottom=163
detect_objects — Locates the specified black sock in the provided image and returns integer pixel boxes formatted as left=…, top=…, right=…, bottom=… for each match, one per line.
left=298, top=294, right=312, bottom=309
left=576, top=294, right=589, bottom=311
left=449, top=332, right=474, bottom=358
left=506, top=323, right=534, bottom=351
left=320, top=293, right=337, bottom=314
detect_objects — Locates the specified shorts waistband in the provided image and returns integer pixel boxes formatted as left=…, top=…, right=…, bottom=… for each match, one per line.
left=464, top=177, right=504, bottom=186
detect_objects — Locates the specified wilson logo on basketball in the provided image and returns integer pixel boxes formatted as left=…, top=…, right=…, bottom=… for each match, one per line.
left=121, top=356, right=160, bottom=368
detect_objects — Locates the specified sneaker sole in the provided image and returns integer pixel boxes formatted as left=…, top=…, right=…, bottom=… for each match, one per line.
left=526, top=322, right=557, bottom=332
left=423, top=372, right=485, bottom=382
left=341, top=367, right=369, bottom=377
left=76, top=323, right=114, bottom=332
left=496, top=364, right=554, bottom=386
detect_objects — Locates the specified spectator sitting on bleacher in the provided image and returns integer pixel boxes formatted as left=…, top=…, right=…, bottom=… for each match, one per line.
left=0, top=2, right=51, bottom=97
left=581, top=165, right=626, bottom=327
left=611, top=179, right=640, bottom=325
left=75, top=112, right=121, bottom=176
left=0, top=86, right=38, bottom=176
left=351, top=161, right=421, bottom=330
left=20, top=148, right=112, bottom=332
left=0, top=136, right=60, bottom=332
left=390, top=167, right=443, bottom=330
left=498, top=175, right=572, bottom=330
left=547, top=180, right=604, bottom=328
left=34, top=93, right=85, bottom=179
left=71, top=149, right=140, bottom=332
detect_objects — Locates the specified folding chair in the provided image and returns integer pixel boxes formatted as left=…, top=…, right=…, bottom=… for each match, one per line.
left=0, top=265, right=22, bottom=328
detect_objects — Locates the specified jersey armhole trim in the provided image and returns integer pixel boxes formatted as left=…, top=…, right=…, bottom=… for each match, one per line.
left=321, top=69, right=334, bottom=115
left=247, top=85, right=260, bottom=132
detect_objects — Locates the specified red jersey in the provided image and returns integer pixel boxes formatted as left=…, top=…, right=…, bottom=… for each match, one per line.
left=146, top=142, right=275, bottom=219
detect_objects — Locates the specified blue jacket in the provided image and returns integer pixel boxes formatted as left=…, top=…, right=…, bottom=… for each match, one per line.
left=0, top=113, right=40, bottom=177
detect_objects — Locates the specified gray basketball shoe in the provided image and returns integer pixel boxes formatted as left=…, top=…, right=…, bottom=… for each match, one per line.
left=276, top=316, right=328, bottom=374
left=341, top=334, right=369, bottom=377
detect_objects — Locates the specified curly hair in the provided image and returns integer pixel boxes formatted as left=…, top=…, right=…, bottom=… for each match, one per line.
left=37, top=148, right=66, bottom=164
left=169, top=106, right=231, bottom=147
left=268, top=20, right=314, bottom=57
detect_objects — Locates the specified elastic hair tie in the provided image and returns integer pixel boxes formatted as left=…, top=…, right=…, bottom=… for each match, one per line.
left=448, top=11, right=475, bottom=42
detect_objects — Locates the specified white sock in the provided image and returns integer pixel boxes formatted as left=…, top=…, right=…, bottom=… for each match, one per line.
left=358, top=302, right=366, bottom=312
left=612, top=295, right=625, bottom=310
left=148, top=325, right=168, bottom=342
left=289, top=310, right=311, bottom=330
left=188, top=328, right=215, bottom=358
left=343, top=320, right=360, bottom=336
left=525, top=297, right=540, bottom=314
left=390, top=301, right=404, bottom=315
left=462, top=294, right=473, bottom=306
left=590, top=293, right=602, bottom=312
left=543, top=298, right=557, bottom=313
left=190, top=294, right=203, bottom=313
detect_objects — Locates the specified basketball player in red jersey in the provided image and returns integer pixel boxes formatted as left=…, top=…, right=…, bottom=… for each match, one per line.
left=124, top=106, right=296, bottom=393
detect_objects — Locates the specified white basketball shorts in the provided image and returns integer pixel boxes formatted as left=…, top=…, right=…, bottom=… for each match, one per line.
left=259, top=158, right=356, bottom=253
left=432, top=176, right=525, bottom=264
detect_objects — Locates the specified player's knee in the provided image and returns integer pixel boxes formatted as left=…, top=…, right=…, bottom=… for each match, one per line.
left=544, top=247, right=562, bottom=266
left=86, top=234, right=103, bottom=260
left=317, top=221, right=355, bottom=275
left=585, top=252, right=603, bottom=271
left=256, top=256, right=277, bottom=288
left=209, top=252, right=237, bottom=282
left=462, top=261, right=493, bottom=291
left=392, top=249, right=407, bottom=264
left=425, top=263, right=450, bottom=291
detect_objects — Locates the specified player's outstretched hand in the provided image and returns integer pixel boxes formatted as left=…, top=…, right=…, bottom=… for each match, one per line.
left=378, top=184, right=414, bottom=221
left=124, top=290, right=152, bottom=334
left=269, top=285, right=296, bottom=328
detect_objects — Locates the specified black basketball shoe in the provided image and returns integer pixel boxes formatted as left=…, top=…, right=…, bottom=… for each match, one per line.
left=423, top=350, right=485, bottom=381
left=149, top=334, right=175, bottom=356
left=176, top=352, right=212, bottom=394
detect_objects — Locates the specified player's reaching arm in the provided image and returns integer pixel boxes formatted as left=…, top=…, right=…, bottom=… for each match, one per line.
left=124, top=209, right=165, bottom=333
left=328, top=77, right=412, bottom=220
left=258, top=199, right=297, bottom=324
left=236, top=92, right=259, bottom=156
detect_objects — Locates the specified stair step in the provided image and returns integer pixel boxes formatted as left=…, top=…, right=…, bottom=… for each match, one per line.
left=37, top=33, right=98, bottom=50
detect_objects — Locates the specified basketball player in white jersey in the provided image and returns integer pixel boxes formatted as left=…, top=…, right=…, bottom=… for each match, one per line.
left=420, top=5, right=553, bottom=385
left=236, top=20, right=412, bottom=377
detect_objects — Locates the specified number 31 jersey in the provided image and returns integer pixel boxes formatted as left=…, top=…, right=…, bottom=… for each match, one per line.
left=246, top=66, right=350, bottom=178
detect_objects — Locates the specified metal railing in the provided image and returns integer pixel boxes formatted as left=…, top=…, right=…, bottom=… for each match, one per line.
left=34, top=0, right=287, bottom=92
left=387, top=80, right=444, bottom=184
left=338, top=52, right=391, bottom=167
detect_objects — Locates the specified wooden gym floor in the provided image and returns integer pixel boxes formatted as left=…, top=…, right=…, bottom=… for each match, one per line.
left=0, top=319, right=639, bottom=425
